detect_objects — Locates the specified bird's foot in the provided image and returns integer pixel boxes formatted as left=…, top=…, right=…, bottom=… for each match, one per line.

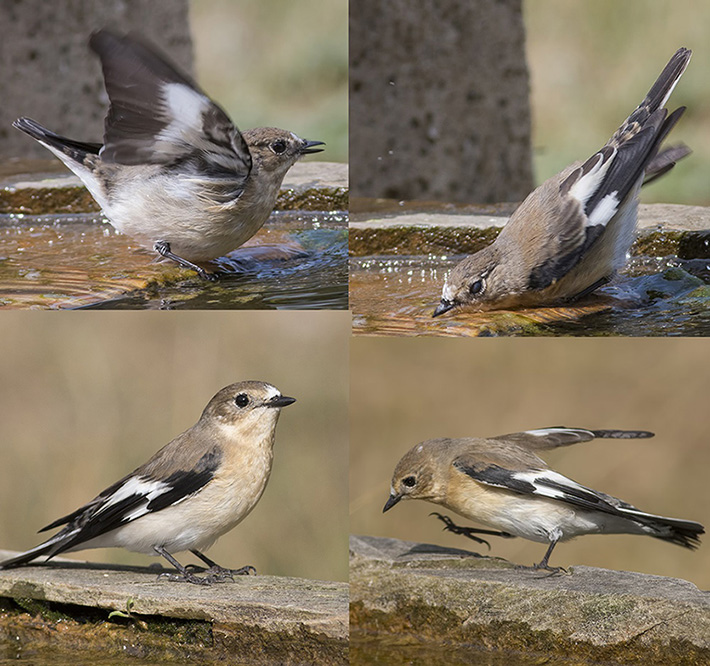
left=430, top=512, right=514, bottom=549
left=153, top=240, right=221, bottom=281
left=515, top=562, right=568, bottom=576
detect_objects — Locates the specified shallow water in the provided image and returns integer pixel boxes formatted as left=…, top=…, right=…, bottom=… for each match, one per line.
left=0, top=210, right=347, bottom=309
left=351, top=253, right=710, bottom=336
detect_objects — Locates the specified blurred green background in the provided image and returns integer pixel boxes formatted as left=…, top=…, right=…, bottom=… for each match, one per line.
left=189, top=0, right=347, bottom=162
left=0, top=311, right=349, bottom=582
left=350, top=338, right=710, bottom=589
left=525, top=0, right=710, bottom=205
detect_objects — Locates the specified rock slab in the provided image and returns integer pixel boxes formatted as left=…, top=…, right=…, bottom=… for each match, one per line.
left=350, top=535, right=710, bottom=664
left=0, top=551, right=348, bottom=665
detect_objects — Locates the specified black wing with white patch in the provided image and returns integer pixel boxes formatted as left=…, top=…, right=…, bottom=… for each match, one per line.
left=454, top=459, right=632, bottom=518
left=531, top=48, right=691, bottom=291
left=38, top=448, right=222, bottom=558
left=90, top=29, right=252, bottom=186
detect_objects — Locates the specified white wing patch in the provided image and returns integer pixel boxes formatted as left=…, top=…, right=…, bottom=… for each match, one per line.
left=523, top=428, right=589, bottom=438
left=568, top=149, right=616, bottom=210
left=512, top=469, right=592, bottom=503
left=96, top=476, right=170, bottom=521
left=158, top=82, right=210, bottom=143
left=588, top=192, right=620, bottom=227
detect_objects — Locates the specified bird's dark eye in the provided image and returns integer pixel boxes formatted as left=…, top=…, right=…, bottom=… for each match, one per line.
left=402, top=476, right=416, bottom=488
left=234, top=393, right=250, bottom=408
left=469, top=278, right=485, bottom=296
left=271, top=139, right=287, bottom=154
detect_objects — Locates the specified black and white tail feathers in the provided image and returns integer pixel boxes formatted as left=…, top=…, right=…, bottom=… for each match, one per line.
left=13, top=116, right=101, bottom=163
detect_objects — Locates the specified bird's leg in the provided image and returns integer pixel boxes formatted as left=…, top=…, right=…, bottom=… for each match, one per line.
left=516, top=540, right=566, bottom=575
left=568, top=276, right=610, bottom=302
left=430, top=512, right=515, bottom=549
left=154, top=545, right=213, bottom=585
left=187, top=549, right=256, bottom=580
left=154, top=240, right=221, bottom=281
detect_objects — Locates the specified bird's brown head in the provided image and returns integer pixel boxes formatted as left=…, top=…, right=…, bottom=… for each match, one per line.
left=383, top=440, right=451, bottom=512
left=200, top=380, right=295, bottom=430
left=434, top=247, right=504, bottom=317
left=243, top=127, right=324, bottom=177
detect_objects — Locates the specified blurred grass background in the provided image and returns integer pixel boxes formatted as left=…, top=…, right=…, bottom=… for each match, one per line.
left=525, top=0, right=710, bottom=205
left=189, top=0, right=347, bottom=162
left=350, top=338, right=710, bottom=589
left=0, top=311, right=349, bottom=582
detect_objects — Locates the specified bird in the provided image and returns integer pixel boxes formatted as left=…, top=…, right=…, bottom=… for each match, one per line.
left=0, top=381, right=296, bottom=585
left=383, top=427, right=704, bottom=571
left=13, top=29, right=325, bottom=280
left=434, top=47, right=692, bottom=316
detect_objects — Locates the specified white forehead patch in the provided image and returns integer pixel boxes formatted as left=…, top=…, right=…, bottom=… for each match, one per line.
left=263, top=383, right=281, bottom=400
left=416, top=444, right=424, bottom=452
left=289, top=131, right=302, bottom=142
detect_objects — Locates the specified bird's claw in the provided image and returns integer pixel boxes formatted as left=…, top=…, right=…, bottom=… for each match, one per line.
left=429, top=512, right=492, bottom=548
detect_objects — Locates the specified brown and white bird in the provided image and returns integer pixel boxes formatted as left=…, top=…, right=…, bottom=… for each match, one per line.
left=0, top=381, right=295, bottom=584
left=435, top=48, right=691, bottom=316
left=13, top=30, right=324, bottom=280
left=384, top=427, right=704, bottom=571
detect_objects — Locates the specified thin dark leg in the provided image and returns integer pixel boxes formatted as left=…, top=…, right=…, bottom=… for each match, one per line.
left=516, top=540, right=566, bottom=574
left=189, top=549, right=256, bottom=578
left=154, top=240, right=221, bottom=281
left=154, top=545, right=212, bottom=585
left=430, top=512, right=515, bottom=549
left=569, top=276, right=610, bottom=301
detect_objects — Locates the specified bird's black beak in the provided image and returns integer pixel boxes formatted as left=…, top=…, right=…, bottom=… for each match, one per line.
left=268, top=395, right=296, bottom=408
left=383, top=494, right=401, bottom=513
left=300, top=139, right=325, bottom=155
left=433, top=299, right=455, bottom=317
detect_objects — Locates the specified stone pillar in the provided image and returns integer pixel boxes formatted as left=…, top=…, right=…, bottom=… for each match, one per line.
left=0, top=0, right=192, bottom=159
left=350, top=0, right=533, bottom=204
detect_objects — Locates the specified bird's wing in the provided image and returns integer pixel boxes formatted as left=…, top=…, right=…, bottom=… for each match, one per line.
left=528, top=48, right=691, bottom=291
left=490, top=427, right=654, bottom=451
left=37, top=447, right=222, bottom=558
left=453, top=457, right=636, bottom=518
left=89, top=29, right=252, bottom=188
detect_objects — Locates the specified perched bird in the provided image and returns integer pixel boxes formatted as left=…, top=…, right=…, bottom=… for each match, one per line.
left=0, top=381, right=295, bottom=585
left=384, top=427, right=704, bottom=571
left=434, top=48, right=692, bottom=316
left=13, top=29, right=324, bottom=280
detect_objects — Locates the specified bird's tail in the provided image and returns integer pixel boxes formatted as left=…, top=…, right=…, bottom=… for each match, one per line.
left=642, top=47, right=692, bottom=113
left=13, top=117, right=101, bottom=162
left=0, top=531, right=70, bottom=569
left=624, top=509, right=704, bottom=550
left=643, top=143, right=692, bottom=186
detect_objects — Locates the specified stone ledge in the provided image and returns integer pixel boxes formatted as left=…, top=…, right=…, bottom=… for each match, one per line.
left=349, top=203, right=710, bottom=257
left=0, top=161, right=348, bottom=215
left=0, top=550, right=348, bottom=665
left=350, top=535, right=710, bottom=664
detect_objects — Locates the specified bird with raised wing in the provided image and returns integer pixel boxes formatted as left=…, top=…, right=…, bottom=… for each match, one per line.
left=14, top=29, right=324, bottom=280
left=384, top=427, right=703, bottom=571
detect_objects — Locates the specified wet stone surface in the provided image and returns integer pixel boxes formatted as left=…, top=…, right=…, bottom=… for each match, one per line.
left=350, top=201, right=710, bottom=336
left=0, top=161, right=347, bottom=309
